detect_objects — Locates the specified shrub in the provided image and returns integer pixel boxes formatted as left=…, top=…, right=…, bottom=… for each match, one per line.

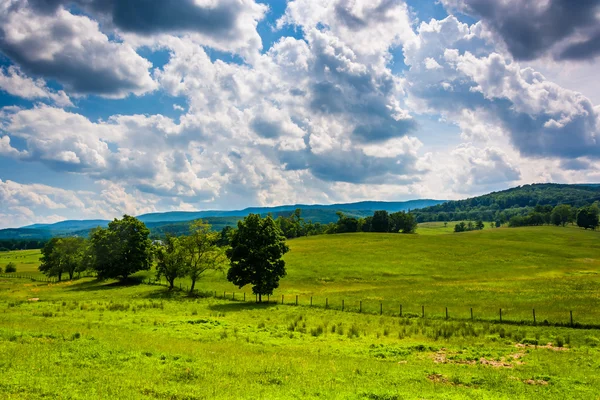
left=4, top=262, right=16, bottom=273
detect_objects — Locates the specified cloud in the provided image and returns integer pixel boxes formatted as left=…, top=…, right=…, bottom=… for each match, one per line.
left=278, top=0, right=416, bottom=63
left=0, top=66, right=72, bottom=106
left=0, top=178, right=161, bottom=228
left=0, top=4, right=156, bottom=97
left=404, top=16, right=600, bottom=161
left=451, top=144, right=521, bottom=187
left=441, top=0, right=600, bottom=61
left=23, top=0, right=268, bottom=57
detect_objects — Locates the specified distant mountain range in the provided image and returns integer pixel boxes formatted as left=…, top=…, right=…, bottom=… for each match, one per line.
left=1, top=199, right=445, bottom=240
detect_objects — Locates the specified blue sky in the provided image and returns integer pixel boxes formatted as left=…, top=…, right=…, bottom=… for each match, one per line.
left=0, top=0, right=599, bottom=228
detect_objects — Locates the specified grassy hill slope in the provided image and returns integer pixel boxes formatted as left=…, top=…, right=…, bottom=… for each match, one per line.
left=5, top=225, right=600, bottom=324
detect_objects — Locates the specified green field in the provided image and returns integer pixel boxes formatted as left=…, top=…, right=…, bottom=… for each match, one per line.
left=2, top=226, right=600, bottom=324
left=2, top=226, right=600, bottom=398
left=1, top=276, right=600, bottom=399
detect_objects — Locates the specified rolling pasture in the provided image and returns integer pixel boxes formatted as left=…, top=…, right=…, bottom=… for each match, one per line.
left=2, top=225, right=600, bottom=324
left=1, top=225, right=600, bottom=398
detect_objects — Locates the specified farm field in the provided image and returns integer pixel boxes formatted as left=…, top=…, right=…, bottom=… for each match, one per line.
left=2, top=226, right=600, bottom=324
left=1, top=277, right=600, bottom=399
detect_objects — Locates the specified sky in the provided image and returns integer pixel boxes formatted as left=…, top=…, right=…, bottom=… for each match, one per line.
left=0, top=0, right=600, bottom=228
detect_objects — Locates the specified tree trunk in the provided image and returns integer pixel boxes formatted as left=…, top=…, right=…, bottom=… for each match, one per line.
left=169, top=279, right=175, bottom=290
left=258, top=293, right=262, bottom=303
left=189, top=279, right=196, bottom=294
left=69, top=270, right=74, bottom=280
left=58, top=272, right=62, bottom=282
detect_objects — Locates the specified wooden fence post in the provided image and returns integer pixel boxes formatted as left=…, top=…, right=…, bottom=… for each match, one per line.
left=342, top=299, right=344, bottom=311
left=422, top=305, right=424, bottom=318
left=326, top=298, right=328, bottom=309
left=296, top=295, right=298, bottom=306
left=310, top=296, right=313, bottom=307
left=359, top=301, right=362, bottom=313
left=570, top=311, right=573, bottom=326
left=399, top=304, right=402, bottom=317
left=446, top=307, right=448, bottom=320
left=470, top=308, right=473, bottom=321
left=533, top=309, right=536, bottom=324
left=380, top=302, right=383, bottom=315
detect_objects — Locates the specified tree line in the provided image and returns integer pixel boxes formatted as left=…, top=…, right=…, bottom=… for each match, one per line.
left=273, top=209, right=417, bottom=238
left=412, top=183, right=600, bottom=223
left=507, top=204, right=599, bottom=230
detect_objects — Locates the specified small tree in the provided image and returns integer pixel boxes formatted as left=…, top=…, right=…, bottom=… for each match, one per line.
left=182, top=221, right=227, bottom=293
left=577, top=206, right=599, bottom=230
left=475, top=220, right=485, bottom=230
left=155, top=236, right=187, bottom=290
left=5, top=262, right=16, bottom=273
left=226, top=214, right=289, bottom=302
left=551, top=204, right=572, bottom=227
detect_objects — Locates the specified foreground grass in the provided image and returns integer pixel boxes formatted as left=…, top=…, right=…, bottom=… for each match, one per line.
left=1, top=278, right=600, bottom=399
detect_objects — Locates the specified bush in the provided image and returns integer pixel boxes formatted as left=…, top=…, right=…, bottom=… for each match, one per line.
left=4, top=262, right=16, bottom=273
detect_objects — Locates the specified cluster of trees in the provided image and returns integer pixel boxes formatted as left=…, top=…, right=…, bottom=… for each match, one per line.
left=39, top=216, right=154, bottom=282
left=327, top=210, right=417, bottom=234
left=0, top=262, right=17, bottom=273
left=270, top=208, right=418, bottom=238
left=507, top=203, right=599, bottom=230
left=454, top=221, right=485, bottom=232
left=37, top=213, right=291, bottom=301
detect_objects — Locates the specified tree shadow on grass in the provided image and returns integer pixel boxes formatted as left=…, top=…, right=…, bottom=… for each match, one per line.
left=65, top=277, right=145, bottom=292
left=208, top=302, right=279, bottom=313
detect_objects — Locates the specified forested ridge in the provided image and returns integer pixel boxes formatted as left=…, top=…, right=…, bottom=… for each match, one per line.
left=413, top=184, right=600, bottom=223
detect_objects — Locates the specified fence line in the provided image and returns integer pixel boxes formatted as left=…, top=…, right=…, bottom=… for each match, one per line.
left=1, top=273, right=597, bottom=330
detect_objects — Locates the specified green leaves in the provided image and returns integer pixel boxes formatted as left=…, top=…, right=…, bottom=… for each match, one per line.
left=226, top=214, right=289, bottom=298
left=90, top=215, right=152, bottom=280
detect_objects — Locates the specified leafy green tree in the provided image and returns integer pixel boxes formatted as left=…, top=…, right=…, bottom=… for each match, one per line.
left=454, top=222, right=466, bottom=232
left=155, top=236, right=187, bottom=290
left=5, top=262, right=16, bottom=273
left=495, top=220, right=501, bottom=228
left=182, top=221, right=227, bottom=293
left=475, top=220, right=484, bottom=230
left=334, top=212, right=359, bottom=233
left=551, top=204, right=573, bottom=226
left=39, top=238, right=63, bottom=281
left=39, top=237, right=85, bottom=281
left=371, top=210, right=390, bottom=232
left=90, top=215, right=152, bottom=280
left=577, top=206, right=599, bottom=230
left=226, top=214, right=289, bottom=302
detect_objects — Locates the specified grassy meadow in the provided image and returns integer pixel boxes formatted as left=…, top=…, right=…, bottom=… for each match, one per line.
left=1, top=277, right=600, bottom=399
left=2, top=225, right=600, bottom=398
left=2, top=225, right=600, bottom=324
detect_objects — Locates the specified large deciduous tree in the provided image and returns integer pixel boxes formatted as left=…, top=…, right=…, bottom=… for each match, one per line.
left=39, top=237, right=85, bottom=281
left=90, top=215, right=152, bottom=280
left=226, top=214, right=289, bottom=302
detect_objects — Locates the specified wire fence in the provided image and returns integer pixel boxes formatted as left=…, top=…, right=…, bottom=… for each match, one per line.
left=1, top=273, right=597, bottom=330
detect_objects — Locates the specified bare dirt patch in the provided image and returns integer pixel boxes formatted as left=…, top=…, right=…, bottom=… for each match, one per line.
left=433, top=349, right=525, bottom=368
left=516, top=343, right=568, bottom=351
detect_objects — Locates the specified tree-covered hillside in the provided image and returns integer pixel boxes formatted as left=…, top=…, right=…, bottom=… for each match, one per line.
left=413, top=184, right=600, bottom=223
